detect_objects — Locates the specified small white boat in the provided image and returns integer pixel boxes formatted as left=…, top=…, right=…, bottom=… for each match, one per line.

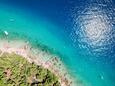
left=101, top=75, right=104, bottom=80
left=4, top=31, right=9, bottom=36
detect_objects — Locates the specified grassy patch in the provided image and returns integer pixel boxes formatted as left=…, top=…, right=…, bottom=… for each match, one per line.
left=0, top=53, right=61, bottom=86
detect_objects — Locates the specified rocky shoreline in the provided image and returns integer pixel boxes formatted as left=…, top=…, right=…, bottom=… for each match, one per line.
left=0, top=39, right=75, bottom=86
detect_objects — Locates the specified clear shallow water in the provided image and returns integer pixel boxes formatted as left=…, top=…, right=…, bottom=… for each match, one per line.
left=0, top=0, right=115, bottom=86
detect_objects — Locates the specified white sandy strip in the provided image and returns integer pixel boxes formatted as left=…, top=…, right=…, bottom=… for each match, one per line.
left=0, top=39, right=78, bottom=86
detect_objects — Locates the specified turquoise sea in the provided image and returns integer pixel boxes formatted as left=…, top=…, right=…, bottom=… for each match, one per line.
left=0, top=0, right=115, bottom=86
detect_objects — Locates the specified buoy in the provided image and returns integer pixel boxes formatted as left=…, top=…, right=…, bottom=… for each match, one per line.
left=4, top=31, right=8, bottom=36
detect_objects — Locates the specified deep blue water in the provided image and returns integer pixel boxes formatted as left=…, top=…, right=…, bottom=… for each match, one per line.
left=0, top=0, right=115, bottom=86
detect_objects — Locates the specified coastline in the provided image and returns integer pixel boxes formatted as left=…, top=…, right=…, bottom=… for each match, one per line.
left=0, top=39, right=77, bottom=86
